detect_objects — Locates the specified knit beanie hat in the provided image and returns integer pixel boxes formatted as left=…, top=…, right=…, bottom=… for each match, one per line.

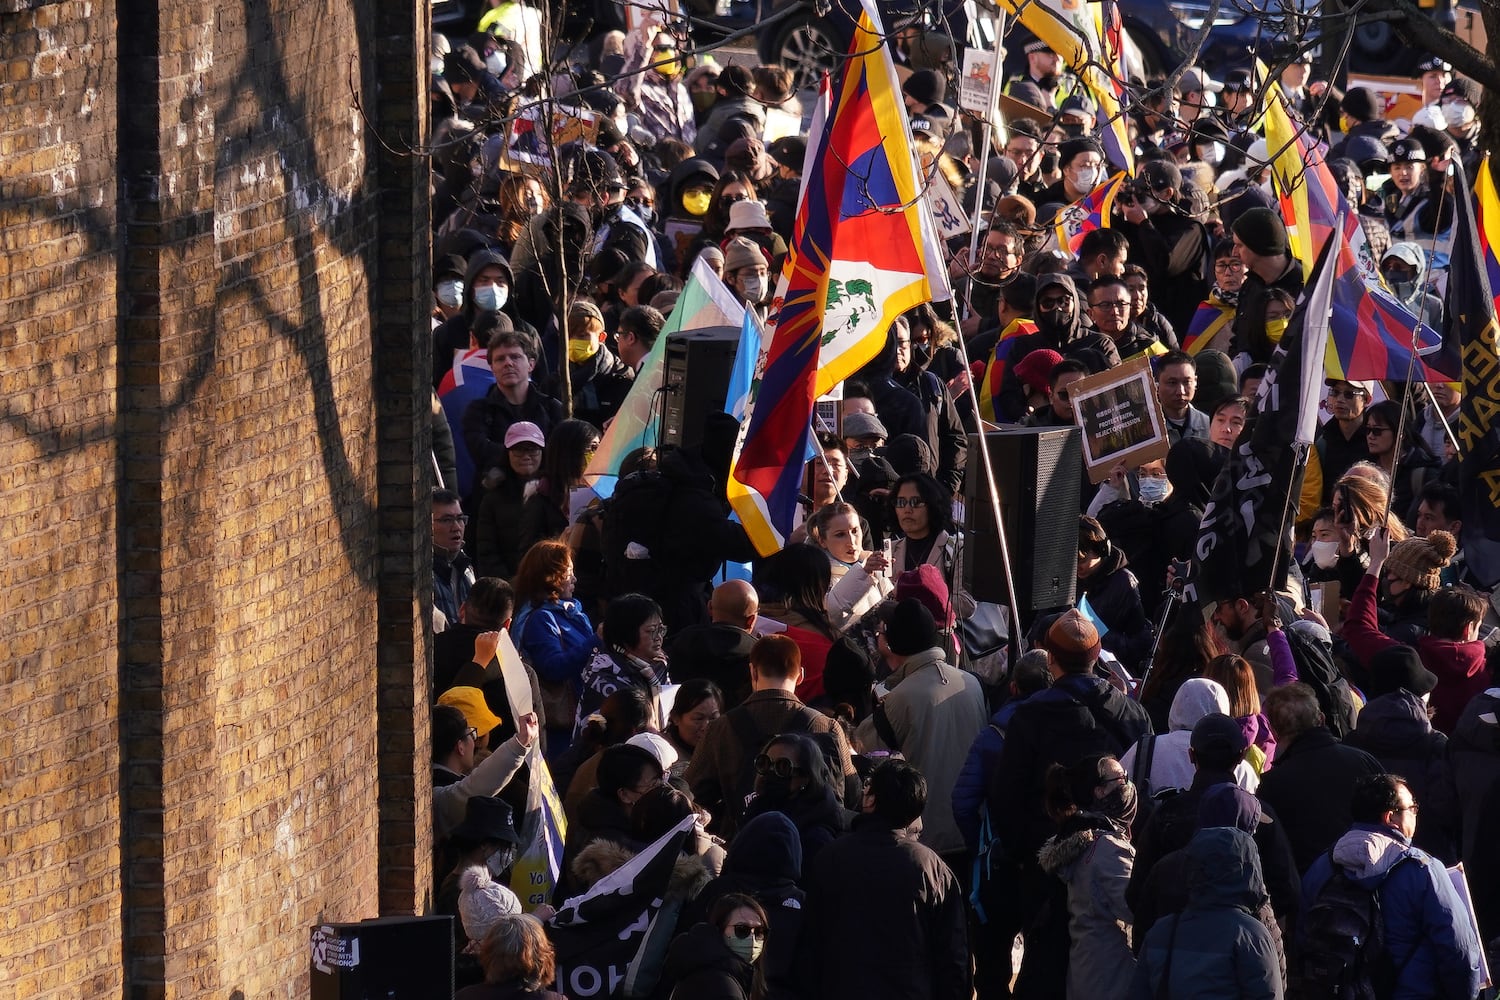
left=1341, top=87, right=1383, bottom=122
left=457, top=865, right=522, bottom=948
left=884, top=434, right=938, bottom=478
left=1384, top=529, right=1457, bottom=590
left=723, top=236, right=766, bottom=273
left=1044, top=609, right=1101, bottom=671
left=1014, top=348, right=1065, bottom=394
left=1058, top=137, right=1105, bottom=169
left=884, top=598, right=942, bottom=655
left=1231, top=207, right=1289, bottom=257
left=903, top=69, right=946, bottom=108
left=895, top=564, right=955, bottom=628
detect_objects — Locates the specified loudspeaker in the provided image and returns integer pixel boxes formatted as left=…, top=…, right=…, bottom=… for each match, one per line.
left=310, top=915, right=454, bottom=999
left=964, top=426, right=1083, bottom=617
left=659, top=324, right=741, bottom=450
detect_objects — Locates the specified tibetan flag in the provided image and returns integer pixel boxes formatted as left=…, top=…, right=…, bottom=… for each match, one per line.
left=1478, top=156, right=1500, bottom=320
left=1054, top=171, right=1125, bottom=254
left=1446, top=160, right=1500, bottom=588
left=1182, top=294, right=1235, bottom=356
left=1192, top=229, right=1335, bottom=605
left=1262, top=84, right=1352, bottom=274
left=583, top=257, right=743, bottom=498
left=995, top=0, right=1134, bottom=173
left=1324, top=232, right=1453, bottom=382
left=975, top=318, right=1038, bottom=423
left=728, top=0, right=935, bottom=555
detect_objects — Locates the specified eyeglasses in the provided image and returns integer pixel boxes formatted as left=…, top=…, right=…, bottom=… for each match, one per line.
left=652, top=43, right=676, bottom=52
left=721, top=193, right=749, bottom=204
left=1090, top=300, right=1130, bottom=312
left=1055, top=389, right=1071, bottom=401
left=434, top=515, right=470, bottom=525
left=1037, top=296, right=1071, bottom=311
left=1215, top=260, right=1245, bottom=272
left=754, top=754, right=808, bottom=779
left=980, top=244, right=1016, bottom=260
left=892, top=497, right=927, bottom=509
left=464, top=727, right=479, bottom=742
left=1327, top=388, right=1364, bottom=399
left=1394, top=802, right=1420, bottom=814
left=625, top=196, right=654, bottom=211
left=729, top=923, right=767, bottom=940
left=644, top=623, right=669, bottom=637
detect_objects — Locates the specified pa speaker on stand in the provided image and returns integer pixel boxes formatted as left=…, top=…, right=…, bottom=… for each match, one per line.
left=963, top=426, right=1083, bottom=632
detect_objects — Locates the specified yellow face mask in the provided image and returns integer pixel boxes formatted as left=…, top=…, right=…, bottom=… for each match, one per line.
left=1266, top=317, right=1289, bottom=344
left=567, top=338, right=600, bottom=364
left=682, top=189, right=712, bottom=217
left=656, top=58, right=682, bottom=79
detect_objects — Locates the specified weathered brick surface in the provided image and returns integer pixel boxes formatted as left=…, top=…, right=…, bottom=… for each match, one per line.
left=0, top=3, right=123, bottom=998
left=1, top=0, right=427, bottom=994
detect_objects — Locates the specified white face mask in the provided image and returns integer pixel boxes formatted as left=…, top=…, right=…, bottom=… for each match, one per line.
left=473, top=283, right=508, bottom=312
left=1310, top=539, right=1341, bottom=570
left=1072, top=166, right=1101, bottom=191
left=1198, top=142, right=1226, bottom=166
left=430, top=56, right=445, bottom=75
left=740, top=275, right=767, bottom=303
left=436, top=279, right=464, bottom=309
left=485, top=51, right=506, bottom=77
left=486, top=846, right=516, bottom=879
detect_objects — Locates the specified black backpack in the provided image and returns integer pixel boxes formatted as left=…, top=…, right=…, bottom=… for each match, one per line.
left=1299, top=851, right=1410, bottom=999
left=1285, top=623, right=1358, bottom=739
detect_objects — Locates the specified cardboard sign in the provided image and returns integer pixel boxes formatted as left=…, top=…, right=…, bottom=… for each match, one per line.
left=506, top=106, right=600, bottom=170
left=959, top=47, right=1002, bottom=115
left=1068, top=355, right=1170, bottom=483
left=497, top=630, right=533, bottom=719
left=1346, top=72, right=1426, bottom=125
left=927, top=171, right=971, bottom=239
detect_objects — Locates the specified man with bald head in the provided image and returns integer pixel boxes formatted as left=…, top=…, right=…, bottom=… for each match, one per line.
left=664, top=580, right=760, bottom=708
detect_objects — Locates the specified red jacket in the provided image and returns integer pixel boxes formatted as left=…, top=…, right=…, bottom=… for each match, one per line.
left=1341, top=574, right=1488, bottom=734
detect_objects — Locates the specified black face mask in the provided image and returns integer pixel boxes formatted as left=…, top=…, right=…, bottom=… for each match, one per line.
left=1037, top=306, right=1072, bottom=335
left=755, top=775, right=796, bottom=804
left=1037, top=73, right=1060, bottom=90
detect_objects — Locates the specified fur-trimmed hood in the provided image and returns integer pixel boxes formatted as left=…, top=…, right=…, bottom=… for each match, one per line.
left=572, top=838, right=712, bottom=900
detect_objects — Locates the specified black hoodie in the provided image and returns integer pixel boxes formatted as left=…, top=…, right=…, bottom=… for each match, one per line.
left=509, top=204, right=593, bottom=372
left=432, top=250, right=516, bottom=388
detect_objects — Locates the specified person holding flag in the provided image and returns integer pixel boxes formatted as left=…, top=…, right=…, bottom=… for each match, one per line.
left=1116, top=160, right=1212, bottom=335
left=726, top=0, right=946, bottom=556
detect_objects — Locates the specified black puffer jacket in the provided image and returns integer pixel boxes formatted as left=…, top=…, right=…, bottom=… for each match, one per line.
left=663, top=921, right=754, bottom=1000
left=1449, top=688, right=1500, bottom=941
left=689, top=812, right=806, bottom=1000
left=1079, top=543, right=1153, bottom=675
left=1348, top=689, right=1459, bottom=862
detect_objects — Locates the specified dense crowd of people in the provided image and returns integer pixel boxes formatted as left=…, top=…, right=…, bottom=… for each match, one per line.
left=422, top=10, right=1496, bottom=1000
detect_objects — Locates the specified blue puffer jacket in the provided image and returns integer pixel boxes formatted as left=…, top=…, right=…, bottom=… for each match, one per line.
left=1131, top=827, right=1282, bottom=1000
left=1299, top=823, right=1482, bottom=1000
left=512, top=599, right=596, bottom=686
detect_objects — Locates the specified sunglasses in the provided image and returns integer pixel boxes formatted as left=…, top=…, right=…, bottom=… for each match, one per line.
left=1327, top=387, right=1364, bottom=399
left=754, top=754, right=808, bottom=779
left=729, top=923, right=767, bottom=940
left=721, top=193, right=749, bottom=204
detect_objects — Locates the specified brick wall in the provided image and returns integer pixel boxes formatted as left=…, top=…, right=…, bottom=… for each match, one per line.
left=0, top=0, right=428, bottom=994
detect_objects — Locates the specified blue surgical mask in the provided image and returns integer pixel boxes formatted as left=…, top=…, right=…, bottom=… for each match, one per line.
left=473, top=283, right=508, bottom=312
left=436, top=279, right=464, bottom=309
left=1138, top=477, right=1169, bottom=505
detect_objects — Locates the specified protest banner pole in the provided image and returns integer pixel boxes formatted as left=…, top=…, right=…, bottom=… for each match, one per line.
left=811, top=409, right=848, bottom=504
left=962, top=11, right=1007, bottom=318
left=1265, top=442, right=1307, bottom=599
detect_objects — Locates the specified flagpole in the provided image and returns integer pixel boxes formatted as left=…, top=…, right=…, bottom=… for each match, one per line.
left=962, top=10, right=1007, bottom=320
left=1420, top=382, right=1461, bottom=455
left=1383, top=169, right=1453, bottom=527
left=1265, top=443, right=1306, bottom=599
left=949, top=309, right=1024, bottom=669
left=811, top=409, right=848, bottom=504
